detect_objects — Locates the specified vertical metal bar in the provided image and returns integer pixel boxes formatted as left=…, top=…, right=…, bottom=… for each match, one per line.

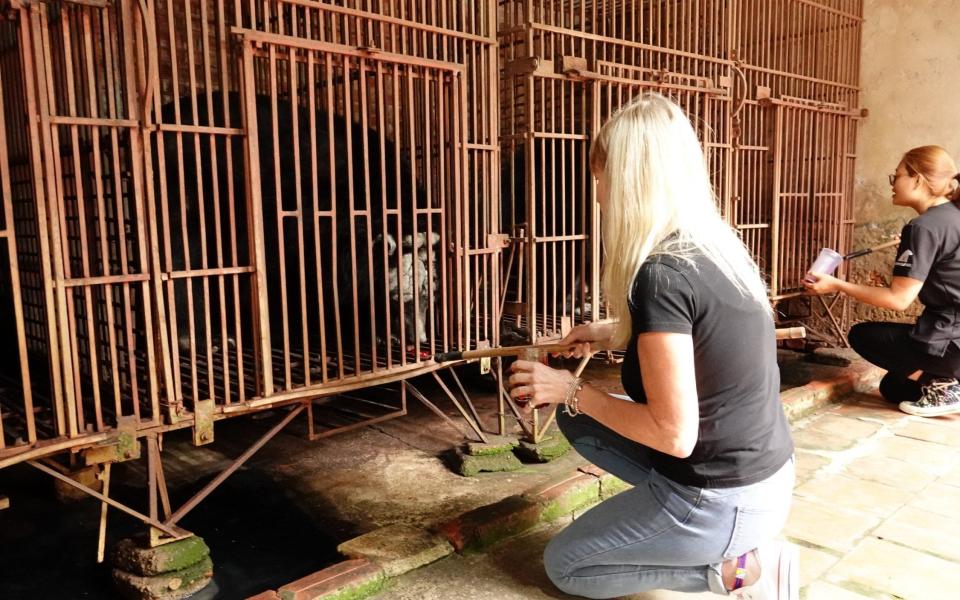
left=80, top=8, right=112, bottom=430
left=119, top=0, right=151, bottom=421
left=240, top=40, right=274, bottom=397
left=266, top=43, right=291, bottom=389
left=288, top=44, right=309, bottom=386
left=770, top=105, right=782, bottom=297
left=31, top=4, right=80, bottom=437
left=324, top=51, right=344, bottom=380
left=357, top=54, right=377, bottom=369
left=374, top=60, right=392, bottom=369
left=0, top=49, right=34, bottom=444
left=96, top=462, right=111, bottom=563
left=307, top=50, right=328, bottom=383
left=458, top=69, right=469, bottom=352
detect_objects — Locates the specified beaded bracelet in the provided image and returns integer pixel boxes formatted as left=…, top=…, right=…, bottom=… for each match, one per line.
left=563, top=377, right=584, bottom=417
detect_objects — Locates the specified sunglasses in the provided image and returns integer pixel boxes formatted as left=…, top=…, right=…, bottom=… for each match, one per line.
left=888, top=173, right=907, bottom=186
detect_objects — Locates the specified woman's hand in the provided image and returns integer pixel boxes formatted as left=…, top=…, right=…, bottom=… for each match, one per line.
left=553, top=322, right=616, bottom=358
left=802, top=272, right=842, bottom=295
left=508, top=360, right=576, bottom=416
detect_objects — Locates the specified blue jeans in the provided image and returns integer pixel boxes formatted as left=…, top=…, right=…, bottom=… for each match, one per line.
left=544, top=407, right=795, bottom=598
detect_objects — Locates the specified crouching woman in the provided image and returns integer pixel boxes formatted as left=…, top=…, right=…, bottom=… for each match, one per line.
left=509, top=93, right=797, bottom=599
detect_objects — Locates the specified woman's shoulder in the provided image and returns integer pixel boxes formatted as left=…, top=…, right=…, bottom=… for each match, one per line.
left=910, top=203, right=960, bottom=231
left=633, top=254, right=699, bottom=295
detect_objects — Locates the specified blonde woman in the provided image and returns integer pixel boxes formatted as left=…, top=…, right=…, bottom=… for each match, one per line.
left=509, top=93, right=797, bottom=599
left=804, top=145, right=960, bottom=417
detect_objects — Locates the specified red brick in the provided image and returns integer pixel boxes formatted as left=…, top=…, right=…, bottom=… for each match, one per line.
left=524, top=472, right=597, bottom=502
left=577, top=464, right=607, bottom=478
left=436, top=495, right=542, bottom=552
left=277, top=559, right=384, bottom=600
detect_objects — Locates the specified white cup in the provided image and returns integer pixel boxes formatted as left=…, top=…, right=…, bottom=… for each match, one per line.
left=804, top=248, right=843, bottom=283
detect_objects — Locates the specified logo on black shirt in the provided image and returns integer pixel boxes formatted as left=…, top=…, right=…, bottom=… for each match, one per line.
left=896, top=249, right=914, bottom=267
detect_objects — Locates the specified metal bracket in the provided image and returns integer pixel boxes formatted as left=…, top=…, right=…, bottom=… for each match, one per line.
left=149, top=526, right=189, bottom=548
left=561, top=55, right=591, bottom=78
left=560, top=316, right=573, bottom=338
left=504, top=56, right=553, bottom=78
left=192, top=399, right=215, bottom=446
left=488, top=233, right=511, bottom=249
left=475, top=340, right=492, bottom=374
left=82, top=416, right=140, bottom=465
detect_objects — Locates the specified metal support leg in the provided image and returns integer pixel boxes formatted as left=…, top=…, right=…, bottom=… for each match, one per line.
left=163, top=404, right=305, bottom=527
left=404, top=380, right=479, bottom=442
left=28, top=460, right=187, bottom=539
left=97, top=462, right=111, bottom=563
left=431, top=371, right=487, bottom=443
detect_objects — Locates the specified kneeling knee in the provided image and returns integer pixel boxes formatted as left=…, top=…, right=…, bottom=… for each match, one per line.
left=847, top=322, right=867, bottom=351
left=543, top=537, right=578, bottom=594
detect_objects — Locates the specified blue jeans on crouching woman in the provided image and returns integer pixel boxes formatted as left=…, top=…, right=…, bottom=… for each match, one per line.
left=543, top=406, right=795, bottom=598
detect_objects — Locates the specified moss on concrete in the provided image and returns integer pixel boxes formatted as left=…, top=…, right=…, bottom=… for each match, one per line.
left=538, top=479, right=601, bottom=522
left=599, top=474, right=632, bottom=499
left=464, top=435, right=520, bottom=457
left=514, top=434, right=572, bottom=463
left=112, top=555, right=213, bottom=600
left=111, top=535, right=210, bottom=577
left=322, top=572, right=387, bottom=600
left=453, top=450, right=523, bottom=477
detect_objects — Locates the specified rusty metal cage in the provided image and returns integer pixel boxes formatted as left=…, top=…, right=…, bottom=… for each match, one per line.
left=734, top=0, right=863, bottom=344
left=0, top=0, right=500, bottom=467
left=0, top=0, right=863, bottom=467
left=499, top=0, right=862, bottom=347
left=499, top=0, right=737, bottom=344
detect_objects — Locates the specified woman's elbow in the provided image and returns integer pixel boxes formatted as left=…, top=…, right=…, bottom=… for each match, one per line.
left=890, top=296, right=915, bottom=311
left=662, top=427, right=698, bottom=458
left=670, top=436, right=697, bottom=459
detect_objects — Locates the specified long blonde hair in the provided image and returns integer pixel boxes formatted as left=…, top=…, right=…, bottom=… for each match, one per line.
left=590, top=93, right=770, bottom=348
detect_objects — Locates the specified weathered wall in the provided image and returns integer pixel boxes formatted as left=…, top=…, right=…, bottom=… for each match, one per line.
left=850, top=0, right=960, bottom=323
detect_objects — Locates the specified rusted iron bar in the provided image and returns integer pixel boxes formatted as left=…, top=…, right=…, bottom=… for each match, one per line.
left=28, top=459, right=185, bottom=538
left=164, top=403, right=305, bottom=526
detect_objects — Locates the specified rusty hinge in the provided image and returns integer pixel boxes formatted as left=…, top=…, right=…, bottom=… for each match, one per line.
left=82, top=416, right=140, bottom=465
left=561, top=56, right=595, bottom=79
left=473, top=340, right=492, bottom=374
left=756, top=85, right=773, bottom=105
left=504, top=56, right=554, bottom=78
left=192, top=399, right=215, bottom=446
left=488, top=233, right=511, bottom=249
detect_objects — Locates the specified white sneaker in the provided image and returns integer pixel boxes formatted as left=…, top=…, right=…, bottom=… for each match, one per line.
left=734, top=540, right=799, bottom=600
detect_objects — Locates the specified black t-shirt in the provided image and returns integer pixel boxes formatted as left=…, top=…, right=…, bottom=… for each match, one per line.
left=620, top=252, right=794, bottom=488
left=892, top=202, right=960, bottom=356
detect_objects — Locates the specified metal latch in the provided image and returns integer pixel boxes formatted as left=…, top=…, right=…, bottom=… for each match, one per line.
left=192, top=399, right=215, bottom=446
left=82, top=416, right=140, bottom=465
